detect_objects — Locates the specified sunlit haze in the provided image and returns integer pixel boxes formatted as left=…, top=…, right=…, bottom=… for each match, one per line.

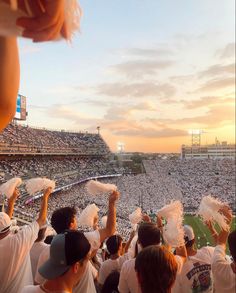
left=18, top=0, right=235, bottom=152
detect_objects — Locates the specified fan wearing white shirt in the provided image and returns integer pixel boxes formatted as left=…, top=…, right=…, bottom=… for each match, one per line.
left=118, top=222, right=161, bottom=293
left=173, top=225, right=215, bottom=293
left=98, top=234, right=129, bottom=286
left=135, top=245, right=178, bottom=293
left=30, top=227, right=48, bottom=279
left=35, top=190, right=120, bottom=293
left=211, top=206, right=235, bottom=293
left=0, top=187, right=52, bottom=293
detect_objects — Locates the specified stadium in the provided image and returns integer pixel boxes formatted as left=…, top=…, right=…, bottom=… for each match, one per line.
left=0, top=1, right=235, bottom=292
left=0, top=122, right=235, bottom=247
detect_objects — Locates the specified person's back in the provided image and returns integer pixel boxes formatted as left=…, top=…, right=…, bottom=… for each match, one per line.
left=118, top=222, right=161, bottom=293
left=99, top=235, right=128, bottom=286
left=212, top=227, right=236, bottom=293
left=173, top=225, right=214, bottom=293
left=174, top=247, right=214, bottom=293
left=0, top=212, right=39, bottom=293
left=30, top=227, right=48, bottom=279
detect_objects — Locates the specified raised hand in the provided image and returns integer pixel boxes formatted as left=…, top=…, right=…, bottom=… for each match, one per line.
left=16, top=0, right=67, bottom=42
left=43, top=186, right=53, bottom=198
left=109, top=190, right=120, bottom=204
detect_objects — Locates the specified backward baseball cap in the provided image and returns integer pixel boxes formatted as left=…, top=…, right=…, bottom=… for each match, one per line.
left=184, top=225, right=195, bottom=242
left=39, top=230, right=91, bottom=280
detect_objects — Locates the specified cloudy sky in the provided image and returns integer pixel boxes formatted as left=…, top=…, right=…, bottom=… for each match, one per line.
left=18, top=0, right=235, bottom=152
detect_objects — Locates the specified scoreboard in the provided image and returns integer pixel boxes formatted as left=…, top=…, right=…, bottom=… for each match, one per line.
left=14, top=94, right=27, bottom=120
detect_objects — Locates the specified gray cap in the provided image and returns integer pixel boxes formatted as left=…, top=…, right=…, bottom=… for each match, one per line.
left=39, top=230, right=91, bottom=280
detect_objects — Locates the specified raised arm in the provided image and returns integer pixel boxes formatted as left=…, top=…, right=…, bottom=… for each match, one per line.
left=6, top=187, right=20, bottom=219
left=124, top=230, right=136, bottom=253
left=98, top=190, right=119, bottom=243
left=0, top=37, right=20, bottom=131
left=36, top=187, right=52, bottom=228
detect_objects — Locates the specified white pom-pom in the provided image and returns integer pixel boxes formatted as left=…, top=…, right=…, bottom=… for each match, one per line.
left=25, top=178, right=55, bottom=195
left=158, top=201, right=183, bottom=219
left=158, top=201, right=184, bottom=247
left=78, top=204, right=100, bottom=227
left=101, top=216, right=108, bottom=228
left=198, top=196, right=228, bottom=230
left=129, top=208, right=142, bottom=225
left=163, top=218, right=185, bottom=247
left=86, top=180, right=117, bottom=196
left=64, top=0, right=82, bottom=40
left=0, top=178, right=22, bottom=199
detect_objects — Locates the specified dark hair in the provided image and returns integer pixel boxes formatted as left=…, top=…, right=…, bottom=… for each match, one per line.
left=106, top=235, right=122, bottom=255
left=184, top=238, right=195, bottom=248
left=51, top=207, right=77, bottom=234
left=228, top=229, right=236, bottom=262
left=35, top=227, right=47, bottom=242
left=44, top=235, right=54, bottom=244
left=101, top=271, right=120, bottom=293
left=138, top=222, right=160, bottom=248
left=135, top=245, right=178, bottom=293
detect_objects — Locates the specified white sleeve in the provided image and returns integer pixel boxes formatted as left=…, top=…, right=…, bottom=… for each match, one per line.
left=212, top=245, right=230, bottom=281
left=118, top=262, right=130, bottom=293
left=84, top=230, right=101, bottom=251
left=16, top=221, right=39, bottom=252
left=34, top=246, right=50, bottom=284
left=174, top=255, right=184, bottom=273
left=98, top=263, right=106, bottom=285
left=90, top=262, right=98, bottom=280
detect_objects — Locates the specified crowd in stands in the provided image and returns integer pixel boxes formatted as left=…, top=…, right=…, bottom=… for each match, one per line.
left=142, top=159, right=235, bottom=210
left=0, top=183, right=235, bottom=293
left=0, top=125, right=235, bottom=292
left=0, top=123, right=110, bottom=155
left=0, top=156, right=235, bottom=242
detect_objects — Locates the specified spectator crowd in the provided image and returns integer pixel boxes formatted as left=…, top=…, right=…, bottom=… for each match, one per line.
left=0, top=125, right=235, bottom=293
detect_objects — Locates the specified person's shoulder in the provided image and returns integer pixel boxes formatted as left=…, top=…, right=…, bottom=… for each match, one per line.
left=199, top=246, right=215, bottom=256
left=122, top=258, right=135, bottom=270
left=21, top=285, right=42, bottom=293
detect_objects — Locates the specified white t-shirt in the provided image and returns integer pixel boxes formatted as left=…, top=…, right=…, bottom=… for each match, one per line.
left=212, top=245, right=236, bottom=293
left=35, top=230, right=100, bottom=293
left=30, top=241, right=48, bottom=279
left=21, top=285, right=68, bottom=293
left=21, top=285, right=44, bottom=293
left=0, top=221, right=39, bottom=293
left=118, top=258, right=139, bottom=293
left=173, top=246, right=214, bottom=293
left=98, top=254, right=129, bottom=285
left=119, top=253, right=183, bottom=293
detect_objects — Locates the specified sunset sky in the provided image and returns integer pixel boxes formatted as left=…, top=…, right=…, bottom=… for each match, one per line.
left=18, top=0, right=235, bottom=153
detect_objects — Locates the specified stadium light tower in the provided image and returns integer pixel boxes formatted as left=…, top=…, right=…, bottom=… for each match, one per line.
left=117, top=142, right=125, bottom=153
left=188, top=129, right=203, bottom=146
left=97, top=126, right=100, bottom=135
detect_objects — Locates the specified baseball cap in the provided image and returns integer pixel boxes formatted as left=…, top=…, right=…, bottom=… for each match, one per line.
left=184, top=225, right=195, bottom=242
left=39, top=230, right=91, bottom=280
left=0, top=212, right=11, bottom=234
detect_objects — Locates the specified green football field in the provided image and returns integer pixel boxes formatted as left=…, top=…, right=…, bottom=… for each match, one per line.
left=184, top=214, right=236, bottom=253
